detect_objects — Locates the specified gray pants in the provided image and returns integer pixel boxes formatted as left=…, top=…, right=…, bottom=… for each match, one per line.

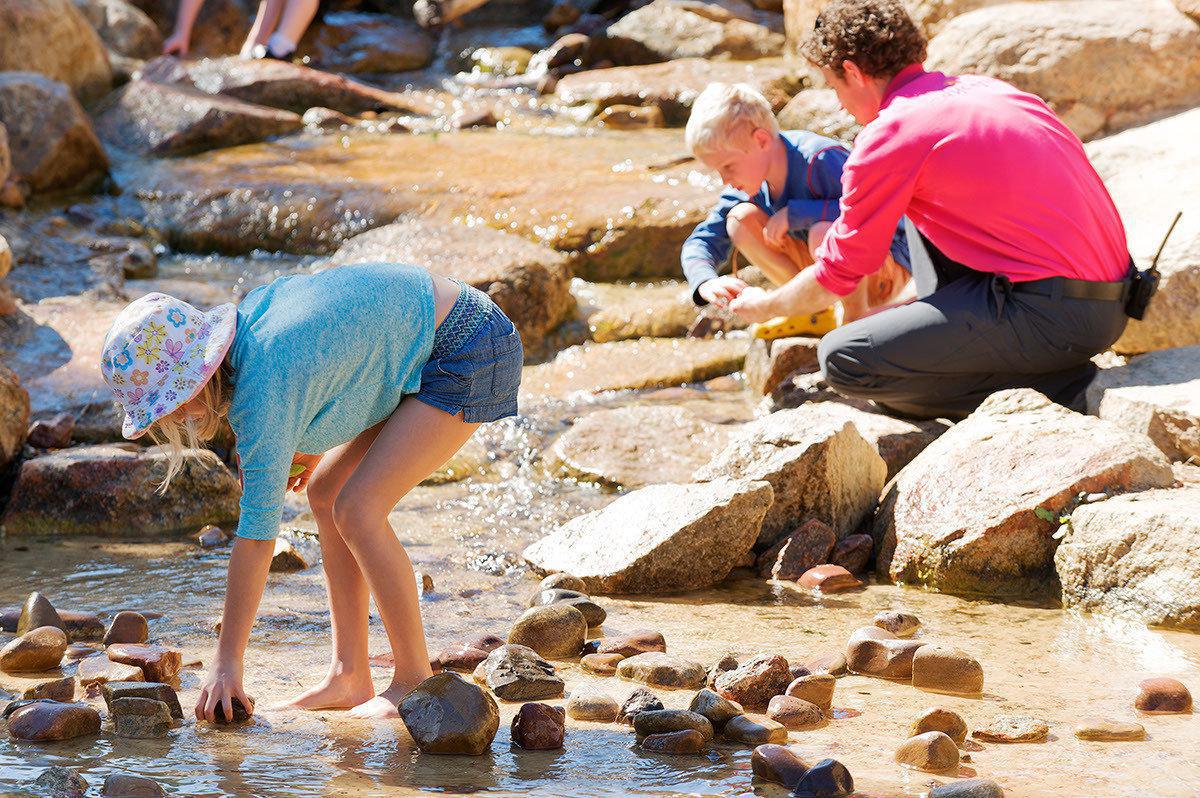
left=817, top=224, right=1129, bottom=420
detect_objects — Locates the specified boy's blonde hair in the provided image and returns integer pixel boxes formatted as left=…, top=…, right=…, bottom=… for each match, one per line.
left=147, top=362, right=232, bottom=493
left=685, top=82, right=781, bottom=157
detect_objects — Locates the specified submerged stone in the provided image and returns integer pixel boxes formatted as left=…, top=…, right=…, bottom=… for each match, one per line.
left=639, top=728, right=706, bottom=754
left=751, top=743, right=808, bottom=787
left=972, top=715, right=1049, bottom=743
left=895, top=730, right=960, bottom=771
left=33, top=766, right=89, bottom=798
left=102, top=773, right=166, bottom=797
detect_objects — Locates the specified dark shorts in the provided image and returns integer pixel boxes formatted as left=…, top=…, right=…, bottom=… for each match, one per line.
left=414, top=282, right=523, bottom=423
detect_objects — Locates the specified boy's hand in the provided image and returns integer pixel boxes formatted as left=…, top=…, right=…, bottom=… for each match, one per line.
left=729, top=286, right=777, bottom=323
left=697, top=276, right=748, bottom=307
left=765, top=211, right=791, bottom=249
left=196, top=662, right=254, bottom=723
left=288, top=452, right=323, bottom=492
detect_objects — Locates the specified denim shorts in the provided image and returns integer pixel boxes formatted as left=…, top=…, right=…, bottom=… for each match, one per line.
left=414, top=282, right=523, bottom=423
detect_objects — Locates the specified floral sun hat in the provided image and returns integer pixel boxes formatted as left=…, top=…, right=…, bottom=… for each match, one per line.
left=100, top=292, right=237, bottom=440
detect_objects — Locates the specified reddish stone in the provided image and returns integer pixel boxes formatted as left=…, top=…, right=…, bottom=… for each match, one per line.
left=103, top=612, right=149, bottom=646
left=596, top=630, right=666, bottom=658
left=830, top=534, right=873, bottom=574
left=639, top=728, right=705, bottom=754
left=797, top=564, right=862, bottom=593
left=23, top=676, right=75, bottom=702
left=78, top=654, right=144, bottom=687
left=751, top=743, right=809, bottom=788
left=465, top=633, right=506, bottom=653
left=1135, top=677, right=1192, bottom=713
left=581, top=652, right=625, bottom=675
left=7, top=701, right=101, bottom=741
left=106, top=644, right=181, bottom=684
left=27, top=413, right=75, bottom=449
left=714, top=654, right=792, bottom=710
left=510, top=702, right=565, bottom=750
left=432, top=644, right=490, bottom=673
left=757, top=519, right=836, bottom=580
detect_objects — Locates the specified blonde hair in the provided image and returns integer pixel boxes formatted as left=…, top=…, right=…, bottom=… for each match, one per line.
left=147, top=361, right=232, bottom=493
left=685, top=82, right=780, bottom=157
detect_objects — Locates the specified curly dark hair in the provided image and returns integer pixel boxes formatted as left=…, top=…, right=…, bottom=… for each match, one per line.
left=800, top=0, right=927, bottom=80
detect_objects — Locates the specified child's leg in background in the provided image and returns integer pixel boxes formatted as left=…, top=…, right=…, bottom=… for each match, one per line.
left=241, top=0, right=285, bottom=57
left=268, top=0, right=320, bottom=57
left=271, top=420, right=387, bottom=711
left=806, top=222, right=912, bottom=323
left=725, top=202, right=812, bottom=286
left=333, top=397, right=480, bottom=719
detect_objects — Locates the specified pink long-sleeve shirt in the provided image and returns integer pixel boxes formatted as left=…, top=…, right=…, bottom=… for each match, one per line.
left=811, top=65, right=1129, bottom=296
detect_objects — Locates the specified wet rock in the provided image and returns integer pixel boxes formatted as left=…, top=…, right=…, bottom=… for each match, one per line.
left=94, top=80, right=303, bottom=157
left=803, top=652, right=848, bottom=678
left=330, top=218, right=571, bottom=349
left=0, top=73, right=108, bottom=195
left=706, top=653, right=739, bottom=687
left=639, top=728, right=706, bottom=754
left=60, top=611, right=105, bottom=642
left=912, top=645, right=984, bottom=695
left=7, top=701, right=100, bottom=741
left=723, top=713, right=787, bottom=745
left=75, top=0, right=163, bottom=60
left=111, top=696, right=173, bottom=738
left=28, top=413, right=75, bottom=449
left=399, top=672, right=500, bottom=755
left=103, top=611, right=149, bottom=646
left=297, top=11, right=434, bottom=73
left=776, top=88, right=858, bottom=143
left=102, top=773, right=166, bottom=797
left=3, top=444, right=240, bottom=536
left=0, top=0, right=112, bottom=103
left=464, top=633, right=505, bottom=654
left=529, top=589, right=606, bottom=628
left=483, top=644, right=564, bottom=701
left=16, top=592, right=65, bottom=636
left=618, top=652, right=707, bottom=690
left=508, top=605, right=587, bottom=660
left=846, top=629, right=926, bottom=679
left=433, top=643, right=490, bottom=673
left=928, top=779, right=1006, bottom=798
left=581, top=653, right=625, bottom=675
left=797, top=564, right=862, bottom=593
left=757, top=518, right=835, bottom=580
left=33, top=766, right=89, bottom=798
left=634, top=708, right=714, bottom=741
left=877, top=390, right=1174, bottom=596
left=599, top=0, right=783, bottom=64
left=566, top=684, right=619, bottom=722
left=213, top=696, right=252, bottom=724
left=0, top=364, right=29, bottom=470
left=197, top=524, right=228, bottom=548
left=972, top=714, right=1049, bottom=743
left=751, top=743, right=808, bottom=786
left=784, top=673, right=834, bottom=712
left=895, top=730, right=960, bottom=771
left=1074, top=717, right=1146, bottom=741
left=524, top=479, right=772, bottom=595
left=106, top=644, right=181, bottom=684
left=597, top=104, right=666, bottom=130
left=1056, top=487, right=1200, bottom=630
left=101, top=681, right=183, bottom=719
left=543, top=1, right=581, bottom=31
left=874, top=611, right=920, bottom=637
left=1087, top=109, right=1200, bottom=354
left=926, top=0, right=1200, bottom=141
left=24, top=676, right=75, bottom=702
left=714, top=654, right=791, bottom=709
left=793, top=757, right=854, bottom=797
left=767, top=694, right=823, bottom=729
left=556, top=57, right=802, bottom=125
left=0, top=626, right=68, bottom=673
left=510, top=702, right=565, bottom=750
left=77, top=654, right=144, bottom=687
left=744, top=336, right=819, bottom=397
left=618, top=687, right=664, bottom=724
left=540, top=572, right=586, bottom=593
left=911, top=707, right=968, bottom=745
left=128, top=0, right=249, bottom=57
left=1086, top=346, right=1200, bottom=462
left=553, top=405, right=727, bottom=488
left=469, top=46, right=533, bottom=77
left=695, top=411, right=886, bottom=548
left=271, top=530, right=321, bottom=572
left=1134, top=677, right=1192, bottom=713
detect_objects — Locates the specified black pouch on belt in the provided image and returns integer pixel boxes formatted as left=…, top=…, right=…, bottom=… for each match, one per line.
left=1126, top=211, right=1182, bottom=321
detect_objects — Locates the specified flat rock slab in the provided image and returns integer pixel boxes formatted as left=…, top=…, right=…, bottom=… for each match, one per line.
left=295, top=11, right=434, bottom=74
left=599, top=0, right=783, bottom=64
left=695, top=409, right=886, bottom=548
left=1087, top=345, right=1200, bottom=462
left=523, top=337, right=747, bottom=400
left=1056, top=487, right=1200, bottom=630
left=876, top=389, right=1174, bottom=596
left=524, top=479, right=772, bottom=594
left=573, top=279, right=701, bottom=343
left=743, top=336, right=820, bottom=397
left=552, top=405, right=729, bottom=487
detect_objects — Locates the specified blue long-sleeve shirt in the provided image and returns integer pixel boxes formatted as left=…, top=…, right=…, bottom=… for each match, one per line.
left=680, top=130, right=911, bottom=305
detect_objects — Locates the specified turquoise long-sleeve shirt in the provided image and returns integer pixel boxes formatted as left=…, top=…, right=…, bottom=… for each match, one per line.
left=680, top=130, right=911, bottom=304
left=226, top=262, right=436, bottom=540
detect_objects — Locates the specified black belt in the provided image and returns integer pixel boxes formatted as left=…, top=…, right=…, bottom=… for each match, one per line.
left=1010, top=275, right=1129, bottom=302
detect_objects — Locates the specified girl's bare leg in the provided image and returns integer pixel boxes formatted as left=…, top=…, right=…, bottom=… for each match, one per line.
left=241, top=0, right=286, bottom=57
left=331, top=398, right=481, bottom=719
left=269, top=420, right=386, bottom=710
left=274, top=0, right=320, bottom=51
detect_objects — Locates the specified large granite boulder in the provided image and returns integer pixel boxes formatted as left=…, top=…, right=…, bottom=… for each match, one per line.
left=94, top=80, right=303, bottom=156
left=574, top=280, right=700, bottom=343
left=694, top=410, right=886, bottom=548
left=1087, top=109, right=1200, bottom=354
left=0, top=363, right=30, bottom=471
left=775, top=88, right=858, bottom=143
left=0, top=0, right=112, bottom=104
left=73, top=0, right=163, bottom=60
left=552, top=405, right=729, bottom=488
left=328, top=218, right=571, bottom=350
left=127, top=0, right=249, bottom=56
left=399, top=672, right=499, bottom=755
left=523, top=479, right=773, bottom=594
left=925, top=0, right=1200, bottom=140
left=1056, top=488, right=1200, bottom=630
left=1087, top=347, right=1200, bottom=462
left=3, top=444, right=241, bottom=536
left=0, top=73, right=108, bottom=195
left=296, top=11, right=435, bottom=73
left=599, top=0, right=784, bottom=64
left=876, top=389, right=1175, bottom=596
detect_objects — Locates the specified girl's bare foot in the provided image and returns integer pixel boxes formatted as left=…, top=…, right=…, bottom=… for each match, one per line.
left=268, top=673, right=375, bottom=711
left=347, top=682, right=418, bottom=719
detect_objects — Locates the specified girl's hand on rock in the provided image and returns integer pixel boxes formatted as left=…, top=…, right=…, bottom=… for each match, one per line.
left=162, top=31, right=190, bottom=57
left=288, top=452, right=323, bottom=493
left=196, top=665, right=253, bottom=723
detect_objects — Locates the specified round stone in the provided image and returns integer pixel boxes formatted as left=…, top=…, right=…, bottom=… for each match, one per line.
left=581, top=652, right=625, bottom=675
left=7, top=701, right=101, bottom=741
left=433, top=643, right=490, bottom=673
left=102, top=773, right=166, bottom=797
left=688, top=688, right=743, bottom=729
left=1074, top=717, right=1147, bottom=741
left=973, top=714, right=1049, bottom=743
left=508, top=604, right=587, bottom=659
left=633, top=709, right=713, bottom=741
left=639, top=728, right=706, bottom=754
left=928, top=777, right=1006, bottom=798
left=912, top=645, right=984, bottom=695
left=911, top=707, right=968, bottom=745
left=797, top=564, right=862, bottom=593
left=750, top=743, right=808, bottom=788
left=714, top=654, right=791, bottom=709
left=846, top=632, right=925, bottom=679
left=785, top=673, right=835, bottom=711
left=1134, top=677, right=1192, bottom=713
left=566, top=685, right=618, bottom=722
left=0, top=625, right=68, bottom=672
left=540, top=572, right=587, bottom=593
left=723, top=714, right=788, bottom=745
left=510, top=702, right=565, bottom=750
left=617, top=652, right=706, bottom=689
left=795, top=758, right=854, bottom=796
left=767, top=695, right=824, bottom=730
left=618, top=687, right=663, bottom=724
left=103, top=611, right=149, bottom=646
left=399, top=672, right=500, bottom=755
left=873, top=611, right=921, bottom=637
left=895, top=730, right=960, bottom=771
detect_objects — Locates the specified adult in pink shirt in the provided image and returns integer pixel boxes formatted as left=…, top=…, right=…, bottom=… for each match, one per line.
left=727, top=0, right=1132, bottom=419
